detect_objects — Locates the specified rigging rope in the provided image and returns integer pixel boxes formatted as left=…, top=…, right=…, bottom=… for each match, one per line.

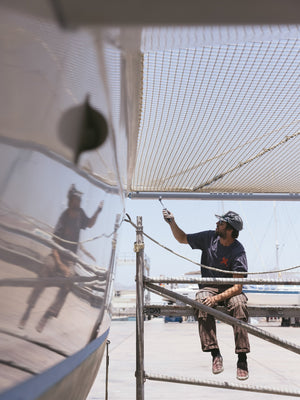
left=153, top=119, right=300, bottom=187
left=124, top=214, right=300, bottom=276
left=193, top=130, right=300, bottom=191
left=49, top=226, right=121, bottom=245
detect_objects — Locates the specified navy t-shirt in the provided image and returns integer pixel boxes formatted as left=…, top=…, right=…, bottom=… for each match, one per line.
left=53, top=208, right=89, bottom=254
left=187, top=230, right=247, bottom=288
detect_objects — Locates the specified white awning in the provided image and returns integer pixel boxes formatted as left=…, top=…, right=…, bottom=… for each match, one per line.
left=128, top=26, right=300, bottom=195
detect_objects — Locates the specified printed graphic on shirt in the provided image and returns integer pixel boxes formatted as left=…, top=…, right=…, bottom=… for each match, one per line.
left=220, top=257, right=228, bottom=266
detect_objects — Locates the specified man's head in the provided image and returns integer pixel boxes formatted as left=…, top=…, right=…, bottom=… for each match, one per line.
left=215, top=211, right=243, bottom=239
left=67, top=184, right=82, bottom=209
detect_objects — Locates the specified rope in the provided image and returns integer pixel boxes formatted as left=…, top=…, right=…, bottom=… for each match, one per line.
left=28, top=218, right=123, bottom=246
left=124, top=214, right=300, bottom=276
left=193, top=130, right=300, bottom=191
left=154, top=119, right=300, bottom=187
left=50, top=224, right=122, bottom=245
left=46, top=215, right=124, bottom=245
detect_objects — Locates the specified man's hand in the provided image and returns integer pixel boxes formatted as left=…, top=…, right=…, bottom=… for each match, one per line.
left=98, top=200, right=104, bottom=212
left=62, top=268, right=72, bottom=278
left=162, top=209, right=174, bottom=223
left=202, top=296, right=217, bottom=307
left=57, top=262, right=71, bottom=277
left=162, top=210, right=188, bottom=243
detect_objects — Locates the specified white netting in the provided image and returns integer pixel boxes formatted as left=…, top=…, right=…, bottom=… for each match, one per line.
left=130, top=27, right=300, bottom=193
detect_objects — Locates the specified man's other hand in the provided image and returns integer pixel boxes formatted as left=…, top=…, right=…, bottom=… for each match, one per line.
left=202, top=296, right=216, bottom=307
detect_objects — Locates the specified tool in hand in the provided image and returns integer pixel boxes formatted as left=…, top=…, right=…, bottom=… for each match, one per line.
left=159, top=196, right=172, bottom=222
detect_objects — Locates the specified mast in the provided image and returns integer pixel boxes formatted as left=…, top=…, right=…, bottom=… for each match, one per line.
left=273, top=201, right=280, bottom=277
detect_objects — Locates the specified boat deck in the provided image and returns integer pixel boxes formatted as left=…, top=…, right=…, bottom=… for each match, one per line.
left=87, top=318, right=300, bottom=400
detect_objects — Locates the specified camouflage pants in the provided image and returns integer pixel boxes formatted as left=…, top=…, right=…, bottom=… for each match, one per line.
left=196, top=287, right=250, bottom=354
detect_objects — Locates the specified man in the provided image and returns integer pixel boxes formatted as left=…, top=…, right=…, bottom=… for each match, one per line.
left=163, top=209, right=250, bottom=380
left=19, top=184, right=104, bottom=332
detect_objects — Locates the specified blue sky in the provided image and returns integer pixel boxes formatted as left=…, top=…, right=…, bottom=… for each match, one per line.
left=115, top=198, right=300, bottom=288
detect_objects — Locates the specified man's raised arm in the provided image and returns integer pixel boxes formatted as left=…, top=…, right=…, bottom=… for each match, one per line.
left=162, top=209, right=188, bottom=244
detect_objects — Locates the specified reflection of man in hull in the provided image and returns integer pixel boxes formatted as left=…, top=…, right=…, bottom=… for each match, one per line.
left=19, top=185, right=103, bottom=332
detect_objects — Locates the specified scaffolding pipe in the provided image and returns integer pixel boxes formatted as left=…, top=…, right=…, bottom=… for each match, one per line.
left=128, top=192, right=300, bottom=201
left=135, top=216, right=145, bottom=400
left=144, top=304, right=300, bottom=318
left=0, top=276, right=101, bottom=287
left=145, top=277, right=300, bottom=285
left=145, top=282, right=300, bottom=354
left=105, top=340, right=110, bottom=400
left=145, top=373, right=300, bottom=397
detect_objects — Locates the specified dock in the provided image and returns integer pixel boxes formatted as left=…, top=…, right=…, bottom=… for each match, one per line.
left=87, top=318, right=300, bottom=400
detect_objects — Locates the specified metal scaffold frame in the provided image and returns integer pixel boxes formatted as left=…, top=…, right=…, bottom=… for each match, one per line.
left=135, top=216, right=145, bottom=400
left=134, top=216, right=300, bottom=400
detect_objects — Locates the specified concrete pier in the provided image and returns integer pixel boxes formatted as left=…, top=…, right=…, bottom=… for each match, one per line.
left=87, top=319, right=300, bottom=400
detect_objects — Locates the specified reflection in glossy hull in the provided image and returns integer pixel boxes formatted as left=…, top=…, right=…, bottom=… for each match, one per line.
left=0, top=1, right=128, bottom=398
left=0, top=142, right=123, bottom=398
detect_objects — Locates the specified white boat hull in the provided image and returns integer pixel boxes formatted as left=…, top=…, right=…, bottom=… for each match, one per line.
left=244, top=287, right=300, bottom=306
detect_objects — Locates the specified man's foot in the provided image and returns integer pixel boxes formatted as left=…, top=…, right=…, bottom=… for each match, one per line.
left=237, top=361, right=249, bottom=380
left=36, top=316, right=48, bottom=333
left=18, top=318, right=26, bottom=329
left=18, top=309, right=31, bottom=329
left=212, top=356, right=224, bottom=374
